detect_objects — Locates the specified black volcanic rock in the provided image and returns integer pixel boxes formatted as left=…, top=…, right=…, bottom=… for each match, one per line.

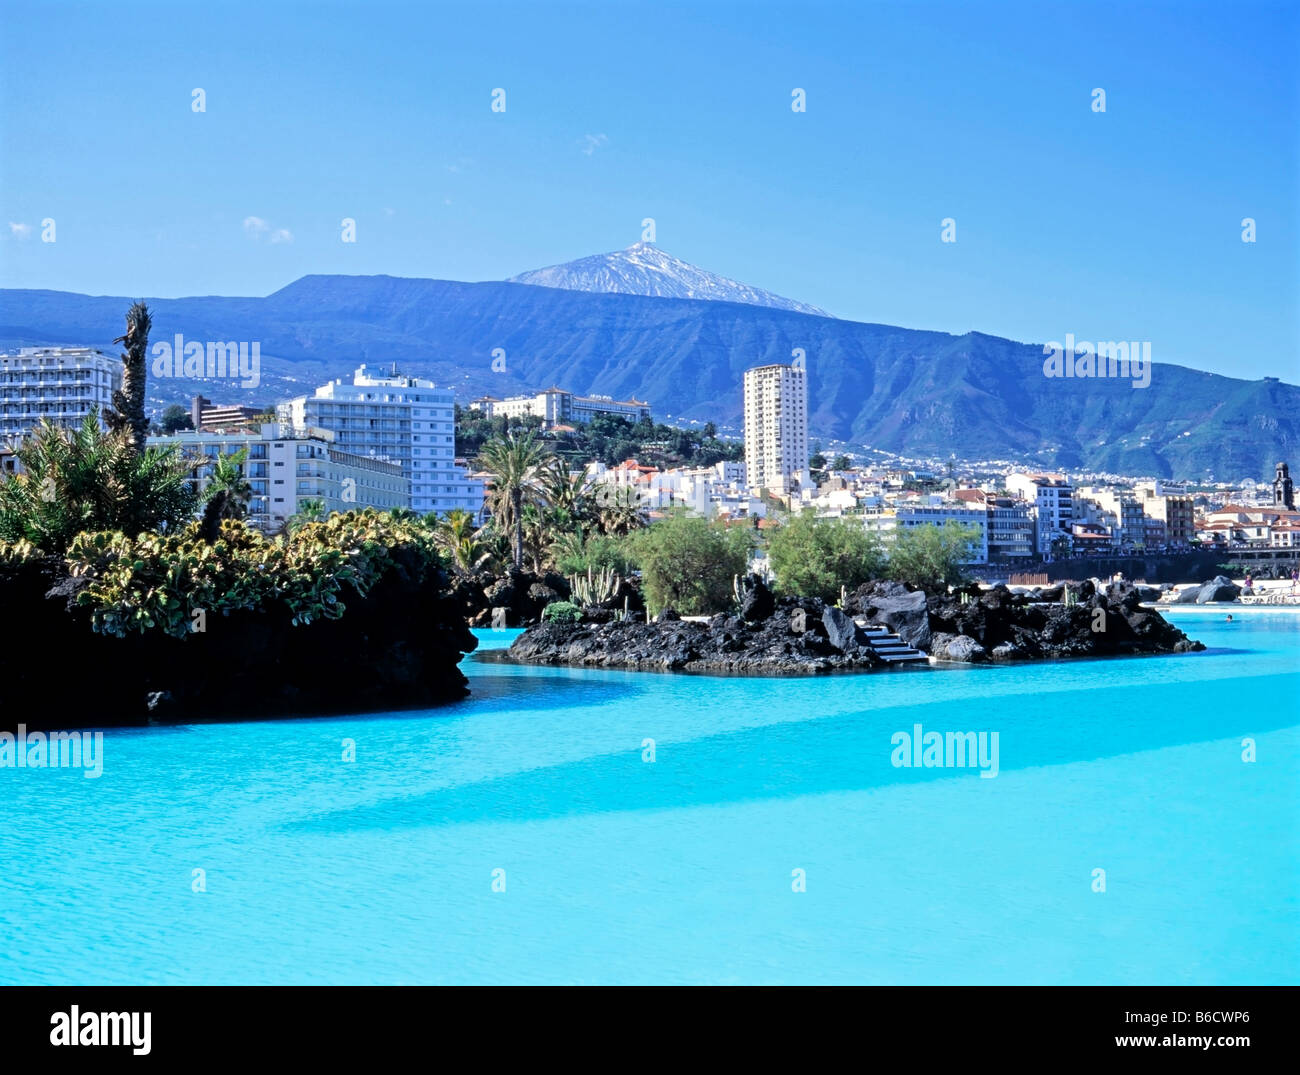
left=737, top=573, right=776, bottom=623
left=0, top=552, right=478, bottom=729
left=449, top=567, right=575, bottom=627
left=502, top=596, right=887, bottom=675
left=1170, top=575, right=1241, bottom=605
left=1197, top=575, right=1241, bottom=604
left=503, top=579, right=1204, bottom=674
left=822, top=606, right=859, bottom=653
left=847, top=582, right=931, bottom=650
left=931, top=633, right=988, bottom=663
left=925, top=581, right=1203, bottom=660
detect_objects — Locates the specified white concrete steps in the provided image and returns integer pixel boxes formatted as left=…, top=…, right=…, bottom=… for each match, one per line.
left=855, top=621, right=929, bottom=664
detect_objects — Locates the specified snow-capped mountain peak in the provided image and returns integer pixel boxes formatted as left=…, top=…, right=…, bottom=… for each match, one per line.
left=506, top=242, right=831, bottom=317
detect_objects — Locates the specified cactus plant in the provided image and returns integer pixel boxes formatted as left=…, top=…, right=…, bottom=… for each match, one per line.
left=568, top=564, right=621, bottom=606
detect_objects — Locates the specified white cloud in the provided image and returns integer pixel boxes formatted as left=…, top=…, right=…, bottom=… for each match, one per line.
left=580, top=133, right=609, bottom=156
left=8, top=222, right=31, bottom=239
left=244, top=216, right=291, bottom=244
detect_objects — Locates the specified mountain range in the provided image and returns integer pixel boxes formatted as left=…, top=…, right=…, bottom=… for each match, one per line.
left=1, top=246, right=1295, bottom=481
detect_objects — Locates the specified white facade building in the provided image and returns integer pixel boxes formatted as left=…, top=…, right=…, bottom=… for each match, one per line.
left=1007, top=472, right=1074, bottom=555
left=0, top=347, right=121, bottom=440
left=149, top=425, right=407, bottom=532
left=861, top=507, right=989, bottom=565
left=895, top=504, right=990, bottom=564
left=279, top=365, right=483, bottom=517
left=743, top=363, right=809, bottom=494
left=586, top=459, right=763, bottom=519
left=472, top=387, right=650, bottom=427
left=1076, top=486, right=1146, bottom=547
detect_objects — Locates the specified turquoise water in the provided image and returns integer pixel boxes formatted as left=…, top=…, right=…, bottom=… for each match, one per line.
left=1, top=611, right=1296, bottom=984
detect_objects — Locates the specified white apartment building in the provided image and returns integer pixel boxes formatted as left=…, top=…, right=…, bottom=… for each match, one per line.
left=897, top=504, right=990, bottom=563
left=279, top=365, right=483, bottom=517
left=585, top=459, right=762, bottom=519
left=149, top=425, right=406, bottom=532
left=743, top=363, right=809, bottom=494
left=472, top=387, right=651, bottom=427
left=1076, top=486, right=1146, bottom=547
left=1136, top=482, right=1195, bottom=545
left=0, top=347, right=121, bottom=440
left=954, top=489, right=1035, bottom=561
left=1007, top=472, right=1074, bottom=555
left=860, top=505, right=990, bottom=565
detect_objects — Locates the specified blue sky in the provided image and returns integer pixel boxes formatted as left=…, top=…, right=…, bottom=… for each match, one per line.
left=1, top=0, right=1296, bottom=381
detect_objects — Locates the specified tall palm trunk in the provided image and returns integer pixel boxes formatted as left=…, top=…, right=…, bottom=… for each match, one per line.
left=108, top=301, right=152, bottom=456
left=512, top=487, right=524, bottom=569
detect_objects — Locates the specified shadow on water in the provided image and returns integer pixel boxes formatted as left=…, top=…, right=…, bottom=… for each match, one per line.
left=446, top=672, right=643, bottom=711
left=288, top=670, right=1300, bottom=834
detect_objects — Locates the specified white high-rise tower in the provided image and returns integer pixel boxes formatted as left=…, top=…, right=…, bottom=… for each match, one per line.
left=743, top=362, right=809, bottom=494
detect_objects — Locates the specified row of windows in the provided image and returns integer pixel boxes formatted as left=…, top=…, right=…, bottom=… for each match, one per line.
left=0, top=371, right=113, bottom=381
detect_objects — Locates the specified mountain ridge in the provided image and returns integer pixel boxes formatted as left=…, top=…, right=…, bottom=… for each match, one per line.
left=1, top=273, right=1295, bottom=481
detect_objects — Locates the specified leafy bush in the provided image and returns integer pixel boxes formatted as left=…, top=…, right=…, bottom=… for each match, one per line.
left=628, top=512, right=752, bottom=615
left=551, top=531, right=634, bottom=576
left=66, top=509, right=446, bottom=639
left=766, top=512, right=886, bottom=601
left=541, top=600, right=583, bottom=625
left=887, top=521, right=980, bottom=588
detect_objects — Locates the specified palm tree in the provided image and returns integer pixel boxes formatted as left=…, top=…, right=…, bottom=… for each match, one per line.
left=286, top=496, right=327, bottom=535
left=549, top=528, right=589, bottom=574
left=0, top=412, right=196, bottom=553
left=198, top=448, right=252, bottom=541
left=476, top=432, right=553, bottom=570
left=595, top=483, right=647, bottom=537
left=541, top=457, right=595, bottom=523
left=433, top=507, right=493, bottom=573
left=106, top=301, right=152, bottom=456
left=521, top=503, right=554, bottom=573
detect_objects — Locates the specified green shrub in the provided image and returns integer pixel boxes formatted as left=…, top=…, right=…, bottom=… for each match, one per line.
left=66, top=509, right=446, bottom=639
left=627, top=512, right=752, bottom=615
left=541, top=600, right=583, bottom=624
left=766, top=512, right=886, bottom=601
left=887, top=520, right=980, bottom=588
left=552, top=531, right=635, bottom=576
